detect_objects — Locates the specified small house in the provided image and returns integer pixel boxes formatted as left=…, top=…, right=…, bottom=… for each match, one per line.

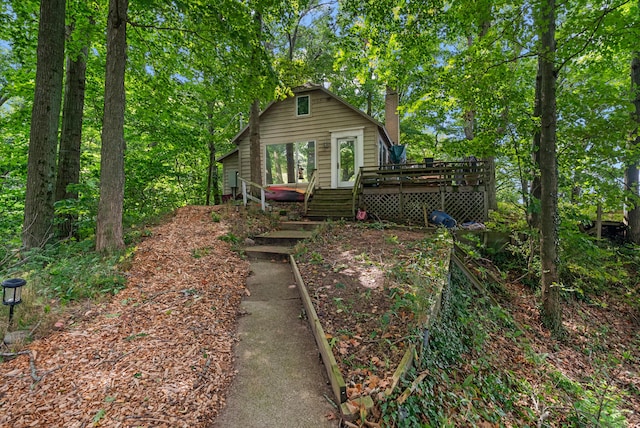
left=217, top=84, right=490, bottom=223
left=217, top=84, right=395, bottom=199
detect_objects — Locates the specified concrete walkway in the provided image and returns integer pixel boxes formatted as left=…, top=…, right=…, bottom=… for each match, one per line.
left=214, top=260, right=338, bottom=427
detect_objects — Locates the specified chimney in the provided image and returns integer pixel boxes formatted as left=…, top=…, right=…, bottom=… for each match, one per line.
left=385, top=86, right=400, bottom=145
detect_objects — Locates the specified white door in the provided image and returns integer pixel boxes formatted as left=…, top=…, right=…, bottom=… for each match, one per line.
left=331, top=129, right=364, bottom=188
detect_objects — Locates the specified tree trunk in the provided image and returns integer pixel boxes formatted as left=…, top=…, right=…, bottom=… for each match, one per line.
left=538, top=0, right=562, bottom=334
left=529, top=55, right=543, bottom=230
left=56, top=36, right=88, bottom=238
left=286, top=143, right=295, bottom=183
left=206, top=141, right=215, bottom=206
left=96, top=0, right=127, bottom=252
left=22, top=0, right=66, bottom=249
left=485, top=156, right=497, bottom=210
left=249, top=98, right=262, bottom=188
left=205, top=107, right=217, bottom=206
left=626, top=51, right=640, bottom=244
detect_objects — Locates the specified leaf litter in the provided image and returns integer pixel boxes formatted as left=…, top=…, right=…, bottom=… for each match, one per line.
left=0, top=206, right=249, bottom=428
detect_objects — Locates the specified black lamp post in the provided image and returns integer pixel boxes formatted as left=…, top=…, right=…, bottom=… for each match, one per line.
left=2, top=278, right=26, bottom=328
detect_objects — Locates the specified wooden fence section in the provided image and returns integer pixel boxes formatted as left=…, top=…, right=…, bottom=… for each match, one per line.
left=356, top=161, right=489, bottom=224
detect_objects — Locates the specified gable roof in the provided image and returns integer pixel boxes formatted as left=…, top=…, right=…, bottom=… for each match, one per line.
left=227, top=84, right=392, bottom=146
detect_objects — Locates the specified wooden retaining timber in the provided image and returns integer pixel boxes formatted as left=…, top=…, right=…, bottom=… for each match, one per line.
left=384, top=247, right=452, bottom=403
left=290, top=255, right=347, bottom=405
left=290, top=246, right=453, bottom=416
left=284, top=227, right=464, bottom=418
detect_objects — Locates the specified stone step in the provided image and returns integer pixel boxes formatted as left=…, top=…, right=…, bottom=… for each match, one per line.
left=253, top=230, right=314, bottom=246
left=279, top=221, right=325, bottom=231
left=244, top=245, right=292, bottom=261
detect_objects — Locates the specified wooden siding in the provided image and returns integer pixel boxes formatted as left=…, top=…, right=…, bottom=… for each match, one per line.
left=233, top=89, right=384, bottom=189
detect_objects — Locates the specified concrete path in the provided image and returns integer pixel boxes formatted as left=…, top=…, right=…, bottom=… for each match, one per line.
left=214, top=260, right=338, bottom=427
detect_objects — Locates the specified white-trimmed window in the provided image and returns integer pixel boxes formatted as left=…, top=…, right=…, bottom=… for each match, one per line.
left=265, top=141, right=316, bottom=185
left=296, top=95, right=310, bottom=116
left=378, top=139, right=388, bottom=166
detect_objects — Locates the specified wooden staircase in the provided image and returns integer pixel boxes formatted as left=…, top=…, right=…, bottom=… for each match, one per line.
left=305, top=188, right=354, bottom=220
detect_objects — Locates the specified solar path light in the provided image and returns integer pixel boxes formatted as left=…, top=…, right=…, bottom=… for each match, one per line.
left=2, top=278, right=26, bottom=328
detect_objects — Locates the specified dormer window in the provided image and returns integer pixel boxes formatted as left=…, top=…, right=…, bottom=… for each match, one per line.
left=296, top=95, right=310, bottom=116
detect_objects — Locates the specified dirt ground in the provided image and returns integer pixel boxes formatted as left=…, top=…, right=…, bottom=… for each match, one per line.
left=1, top=207, right=638, bottom=426
left=296, top=222, right=640, bottom=425
left=295, top=223, right=439, bottom=401
left=0, top=206, right=250, bottom=427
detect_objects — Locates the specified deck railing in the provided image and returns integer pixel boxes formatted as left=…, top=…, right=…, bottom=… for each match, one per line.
left=359, top=161, right=489, bottom=188
left=303, top=169, right=318, bottom=214
left=352, top=169, right=362, bottom=217
left=237, top=176, right=272, bottom=211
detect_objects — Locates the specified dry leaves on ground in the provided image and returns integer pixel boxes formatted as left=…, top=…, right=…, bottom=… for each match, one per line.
left=0, top=206, right=249, bottom=428
left=296, top=224, right=433, bottom=400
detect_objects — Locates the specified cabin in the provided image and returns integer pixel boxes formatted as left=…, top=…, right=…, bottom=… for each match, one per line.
left=218, top=84, right=393, bottom=196
left=217, top=85, right=490, bottom=224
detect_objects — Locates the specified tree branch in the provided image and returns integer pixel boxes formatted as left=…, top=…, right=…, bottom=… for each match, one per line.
left=126, top=19, right=217, bottom=45
left=0, top=350, right=60, bottom=383
left=557, top=0, right=632, bottom=73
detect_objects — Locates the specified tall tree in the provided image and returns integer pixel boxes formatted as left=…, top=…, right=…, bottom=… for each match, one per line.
left=537, top=0, right=562, bottom=334
left=529, top=55, right=543, bottom=229
left=249, top=97, right=262, bottom=186
left=22, top=0, right=67, bottom=249
left=55, top=14, right=91, bottom=237
left=96, top=0, right=127, bottom=252
left=627, top=31, right=640, bottom=244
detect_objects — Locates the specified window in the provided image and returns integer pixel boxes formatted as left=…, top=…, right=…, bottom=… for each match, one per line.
left=378, top=140, right=388, bottom=166
left=265, top=141, right=316, bottom=185
left=296, top=95, right=310, bottom=116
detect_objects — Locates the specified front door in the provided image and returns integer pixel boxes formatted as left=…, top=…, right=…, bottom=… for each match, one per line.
left=331, top=129, right=364, bottom=188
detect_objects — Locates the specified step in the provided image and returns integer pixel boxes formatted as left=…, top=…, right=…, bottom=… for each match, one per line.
left=306, top=208, right=353, bottom=215
left=310, top=195, right=353, bottom=202
left=244, top=245, right=292, bottom=261
left=306, top=213, right=354, bottom=221
left=279, top=221, right=325, bottom=231
left=253, top=230, right=314, bottom=246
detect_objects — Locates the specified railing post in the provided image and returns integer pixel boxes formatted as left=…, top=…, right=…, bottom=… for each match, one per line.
left=242, top=181, right=247, bottom=206
left=261, top=188, right=266, bottom=211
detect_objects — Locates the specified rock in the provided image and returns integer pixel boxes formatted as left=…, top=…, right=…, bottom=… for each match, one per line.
left=244, top=238, right=255, bottom=246
left=3, top=330, right=29, bottom=345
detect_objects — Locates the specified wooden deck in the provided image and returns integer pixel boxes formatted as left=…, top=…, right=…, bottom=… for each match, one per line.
left=355, top=161, right=489, bottom=224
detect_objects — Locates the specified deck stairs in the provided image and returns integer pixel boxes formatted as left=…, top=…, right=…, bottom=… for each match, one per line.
left=305, top=188, right=354, bottom=220
left=244, top=221, right=324, bottom=261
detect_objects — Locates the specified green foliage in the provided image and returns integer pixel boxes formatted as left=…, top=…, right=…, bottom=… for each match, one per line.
left=379, top=259, right=635, bottom=426
left=309, top=251, right=324, bottom=264
left=191, top=247, right=211, bottom=259
left=383, top=269, right=524, bottom=427
left=559, top=227, right=633, bottom=299
left=1, top=239, right=128, bottom=304
left=219, top=232, right=241, bottom=244
left=387, top=230, right=453, bottom=323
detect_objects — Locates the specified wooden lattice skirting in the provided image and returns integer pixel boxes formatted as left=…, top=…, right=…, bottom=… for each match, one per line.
left=360, top=186, right=487, bottom=224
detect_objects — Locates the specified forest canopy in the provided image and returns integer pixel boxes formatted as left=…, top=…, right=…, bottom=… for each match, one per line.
left=1, top=0, right=638, bottom=264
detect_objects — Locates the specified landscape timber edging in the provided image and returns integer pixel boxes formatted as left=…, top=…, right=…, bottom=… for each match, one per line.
left=289, top=245, right=452, bottom=414
left=385, top=247, right=452, bottom=400
left=289, top=255, right=347, bottom=405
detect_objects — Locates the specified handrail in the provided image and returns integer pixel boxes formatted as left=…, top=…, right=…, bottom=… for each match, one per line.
left=359, top=161, right=489, bottom=188
left=352, top=167, right=362, bottom=217
left=237, top=176, right=272, bottom=211
left=304, top=169, right=318, bottom=214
